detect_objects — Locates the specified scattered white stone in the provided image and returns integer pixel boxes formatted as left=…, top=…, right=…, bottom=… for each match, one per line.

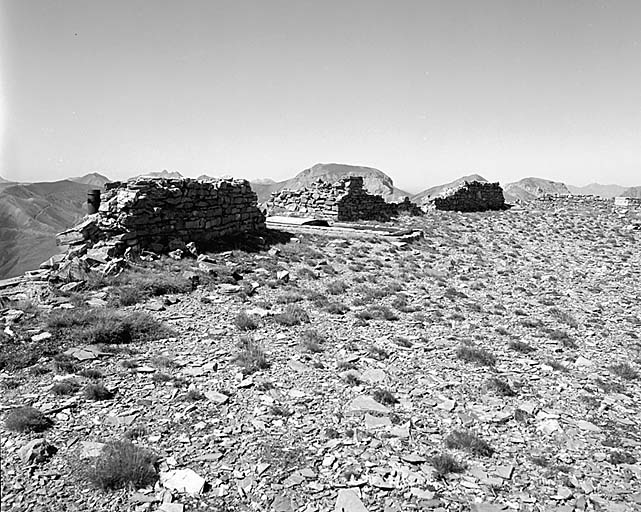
left=205, top=391, right=229, bottom=404
left=335, top=488, right=369, bottom=512
left=346, top=396, right=390, bottom=415
left=537, top=419, right=561, bottom=435
left=160, top=468, right=206, bottom=495
left=575, top=420, right=600, bottom=432
left=31, top=332, right=52, bottom=342
left=80, top=441, right=106, bottom=458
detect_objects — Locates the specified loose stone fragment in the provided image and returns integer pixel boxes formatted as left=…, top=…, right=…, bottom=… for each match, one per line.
left=335, top=488, right=369, bottom=512
left=160, top=468, right=206, bottom=495
left=346, top=396, right=391, bottom=415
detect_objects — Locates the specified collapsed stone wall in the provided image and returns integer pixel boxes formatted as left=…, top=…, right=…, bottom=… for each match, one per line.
left=430, top=181, right=506, bottom=212
left=267, top=176, right=422, bottom=221
left=57, top=177, right=265, bottom=256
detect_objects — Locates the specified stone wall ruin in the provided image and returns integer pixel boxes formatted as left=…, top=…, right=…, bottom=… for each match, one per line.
left=56, top=177, right=265, bottom=257
left=266, top=176, right=422, bottom=221
left=430, top=180, right=506, bottom=212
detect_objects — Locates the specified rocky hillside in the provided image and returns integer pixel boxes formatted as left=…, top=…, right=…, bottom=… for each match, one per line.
left=503, top=177, right=570, bottom=203
left=567, top=183, right=627, bottom=198
left=411, top=174, right=488, bottom=206
left=1, top=199, right=639, bottom=511
left=622, top=186, right=641, bottom=198
left=251, top=163, right=409, bottom=204
left=0, top=179, right=99, bottom=279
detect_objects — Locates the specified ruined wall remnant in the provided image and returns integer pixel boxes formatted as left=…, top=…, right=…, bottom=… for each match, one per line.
left=266, top=176, right=422, bottom=221
left=430, top=181, right=506, bottom=212
left=57, top=177, right=265, bottom=255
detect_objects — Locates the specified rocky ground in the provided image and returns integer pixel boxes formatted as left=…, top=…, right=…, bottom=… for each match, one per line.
left=1, top=199, right=640, bottom=512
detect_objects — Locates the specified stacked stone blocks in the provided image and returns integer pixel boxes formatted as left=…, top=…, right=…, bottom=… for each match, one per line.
left=267, top=176, right=422, bottom=221
left=57, top=177, right=265, bottom=255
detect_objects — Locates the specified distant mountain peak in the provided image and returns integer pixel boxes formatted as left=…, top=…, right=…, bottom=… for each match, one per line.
left=503, top=177, right=570, bottom=202
left=251, top=177, right=277, bottom=185
left=137, top=170, right=184, bottom=179
left=412, top=174, right=489, bottom=204
left=566, top=182, right=627, bottom=198
left=251, top=162, right=410, bottom=203
left=68, top=172, right=111, bottom=187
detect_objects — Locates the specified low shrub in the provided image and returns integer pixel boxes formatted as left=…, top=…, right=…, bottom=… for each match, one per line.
left=457, top=344, right=496, bottom=366
left=84, top=383, right=115, bottom=400
left=235, top=311, right=260, bottom=331
left=85, top=441, right=158, bottom=490
left=430, top=452, right=467, bottom=480
left=273, top=305, right=310, bottom=326
left=445, top=430, right=494, bottom=457
left=234, top=336, right=270, bottom=374
left=4, top=406, right=53, bottom=433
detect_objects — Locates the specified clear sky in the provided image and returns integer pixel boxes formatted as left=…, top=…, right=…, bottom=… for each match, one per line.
left=1, top=0, right=639, bottom=192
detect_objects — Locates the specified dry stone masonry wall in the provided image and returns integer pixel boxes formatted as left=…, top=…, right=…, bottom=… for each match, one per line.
left=57, top=177, right=265, bottom=256
left=430, top=180, right=507, bottom=212
left=267, top=176, right=422, bottom=221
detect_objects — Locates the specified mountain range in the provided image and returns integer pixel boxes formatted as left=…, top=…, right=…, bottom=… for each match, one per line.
left=0, top=166, right=638, bottom=279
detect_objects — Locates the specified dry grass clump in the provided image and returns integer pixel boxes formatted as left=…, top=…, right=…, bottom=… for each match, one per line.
left=430, top=452, right=467, bottom=480
left=485, top=377, right=516, bottom=397
left=51, top=379, right=81, bottom=395
left=78, top=368, right=104, bottom=380
left=544, top=358, right=569, bottom=372
left=84, top=383, right=115, bottom=400
left=342, top=372, right=362, bottom=386
left=354, top=305, right=399, bottom=322
left=300, top=329, right=325, bottom=353
left=326, top=279, right=349, bottom=295
left=89, top=260, right=194, bottom=306
left=372, top=389, right=398, bottom=405
left=445, top=430, right=494, bottom=457
left=609, top=362, right=638, bottom=381
left=548, top=307, right=579, bottom=328
left=0, top=330, right=63, bottom=372
left=47, top=308, right=169, bottom=346
left=234, top=336, right=270, bottom=374
left=324, top=302, right=350, bottom=315
left=235, top=311, right=260, bottom=331
left=508, top=340, right=535, bottom=353
left=368, top=345, right=390, bottom=360
left=4, top=406, right=53, bottom=433
left=273, top=305, right=310, bottom=326
left=85, top=441, right=158, bottom=490
left=456, top=344, right=496, bottom=367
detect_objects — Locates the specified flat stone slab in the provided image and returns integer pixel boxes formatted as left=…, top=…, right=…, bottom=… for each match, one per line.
left=346, top=396, right=390, bottom=415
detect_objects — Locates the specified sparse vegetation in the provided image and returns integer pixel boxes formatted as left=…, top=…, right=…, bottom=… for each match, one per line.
left=273, top=305, right=310, bottom=326
left=47, top=308, right=170, bottom=346
left=85, top=441, right=158, bottom=490
left=372, top=388, right=398, bottom=405
left=300, top=329, right=325, bottom=353
left=431, top=452, right=467, bottom=480
left=4, top=406, right=53, bottom=433
left=445, top=430, right=494, bottom=457
left=457, top=344, right=496, bottom=366
left=234, top=336, right=270, bottom=374
left=485, top=376, right=516, bottom=396
left=609, top=362, right=638, bottom=381
left=51, top=379, right=81, bottom=395
left=84, top=383, right=115, bottom=400
left=235, top=310, right=260, bottom=331
left=508, top=339, right=535, bottom=353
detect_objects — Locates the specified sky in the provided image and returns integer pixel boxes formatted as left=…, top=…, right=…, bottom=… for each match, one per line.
left=1, top=0, right=639, bottom=192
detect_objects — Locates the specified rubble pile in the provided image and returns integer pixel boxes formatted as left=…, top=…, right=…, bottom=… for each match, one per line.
left=429, top=180, right=506, bottom=212
left=55, top=177, right=266, bottom=260
left=267, top=176, right=422, bottom=221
